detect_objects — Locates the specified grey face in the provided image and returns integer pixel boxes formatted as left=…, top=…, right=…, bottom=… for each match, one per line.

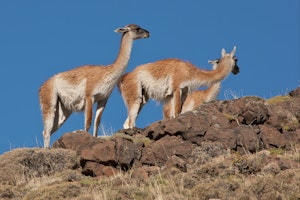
left=132, top=26, right=150, bottom=39
left=115, top=24, right=150, bottom=39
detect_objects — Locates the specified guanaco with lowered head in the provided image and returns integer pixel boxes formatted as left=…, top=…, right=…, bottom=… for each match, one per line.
left=118, top=46, right=239, bottom=129
left=39, top=24, right=149, bottom=148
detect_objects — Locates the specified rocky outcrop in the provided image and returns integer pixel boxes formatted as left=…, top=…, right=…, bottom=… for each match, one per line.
left=53, top=87, right=300, bottom=177
left=0, top=88, right=299, bottom=199
left=53, top=132, right=139, bottom=176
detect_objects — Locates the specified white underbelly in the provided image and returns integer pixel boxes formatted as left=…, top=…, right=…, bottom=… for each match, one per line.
left=141, top=74, right=173, bottom=101
left=55, top=78, right=87, bottom=111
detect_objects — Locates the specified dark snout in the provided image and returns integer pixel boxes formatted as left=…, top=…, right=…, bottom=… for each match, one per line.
left=142, top=29, right=150, bottom=38
left=231, top=56, right=239, bottom=75
left=232, top=65, right=240, bottom=75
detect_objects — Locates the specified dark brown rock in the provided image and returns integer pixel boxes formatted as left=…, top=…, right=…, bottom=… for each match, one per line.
left=204, top=127, right=237, bottom=149
left=282, top=129, right=300, bottom=145
left=289, top=87, right=300, bottom=97
left=141, top=120, right=167, bottom=140
left=51, top=87, right=300, bottom=178
left=52, top=131, right=95, bottom=153
left=121, top=127, right=143, bottom=136
left=141, top=135, right=195, bottom=166
left=80, top=136, right=136, bottom=169
left=179, top=111, right=217, bottom=139
left=217, top=96, right=268, bottom=125
left=235, top=125, right=261, bottom=153
left=81, top=140, right=117, bottom=165
left=190, top=125, right=261, bottom=153
left=114, top=136, right=136, bottom=168
left=259, top=125, right=286, bottom=148
left=265, top=96, right=300, bottom=131
left=82, top=161, right=119, bottom=177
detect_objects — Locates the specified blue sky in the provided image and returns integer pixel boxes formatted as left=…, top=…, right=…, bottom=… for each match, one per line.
left=0, top=1, right=299, bottom=154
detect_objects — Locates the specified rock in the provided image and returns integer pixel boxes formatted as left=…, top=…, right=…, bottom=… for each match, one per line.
left=259, top=125, right=287, bottom=148
left=80, top=136, right=136, bottom=176
left=53, top=130, right=95, bottom=153
left=82, top=161, right=119, bottom=177
left=265, top=95, right=300, bottom=131
left=141, top=96, right=268, bottom=153
left=141, top=119, right=171, bottom=140
left=53, top=131, right=138, bottom=176
left=141, top=111, right=214, bottom=142
left=50, top=87, right=300, bottom=177
left=120, top=127, right=143, bottom=136
left=204, top=125, right=261, bottom=153
left=114, top=136, right=136, bottom=167
left=283, top=129, right=300, bottom=145
left=141, top=135, right=195, bottom=167
left=289, top=87, right=300, bottom=97
left=204, top=127, right=237, bottom=149
left=207, top=96, right=268, bottom=125
left=225, top=97, right=267, bottom=125
left=235, top=125, right=261, bottom=153
left=81, top=139, right=118, bottom=165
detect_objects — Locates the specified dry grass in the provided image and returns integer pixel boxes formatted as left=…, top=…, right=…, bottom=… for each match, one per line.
left=0, top=146, right=299, bottom=200
left=265, top=95, right=291, bottom=105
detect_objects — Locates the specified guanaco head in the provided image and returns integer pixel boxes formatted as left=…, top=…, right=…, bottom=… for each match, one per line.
left=208, top=56, right=239, bottom=75
left=208, top=59, right=220, bottom=70
left=231, top=56, right=239, bottom=74
left=115, top=24, right=150, bottom=40
left=220, top=46, right=239, bottom=75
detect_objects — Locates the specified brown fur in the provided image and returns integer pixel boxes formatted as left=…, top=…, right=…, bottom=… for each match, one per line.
left=39, top=24, right=149, bottom=148
left=180, top=84, right=220, bottom=114
left=118, top=47, right=238, bottom=129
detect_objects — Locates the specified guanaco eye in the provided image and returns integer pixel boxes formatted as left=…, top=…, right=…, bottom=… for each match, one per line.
left=233, top=56, right=238, bottom=62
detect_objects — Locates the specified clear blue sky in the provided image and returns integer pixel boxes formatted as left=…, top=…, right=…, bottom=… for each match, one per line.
left=0, top=1, right=299, bottom=154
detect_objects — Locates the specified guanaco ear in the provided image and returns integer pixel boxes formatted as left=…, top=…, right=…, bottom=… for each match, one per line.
left=114, top=27, right=130, bottom=33
left=221, top=48, right=226, bottom=57
left=208, top=59, right=219, bottom=64
left=230, top=46, right=236, bottom=57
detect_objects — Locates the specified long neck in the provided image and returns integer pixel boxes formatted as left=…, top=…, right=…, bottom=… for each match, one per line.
left=205, top=82, right=221, bottom=102
left=193, top=60, right=232, bottom=86
left=112, top=33, right=133, bottom=71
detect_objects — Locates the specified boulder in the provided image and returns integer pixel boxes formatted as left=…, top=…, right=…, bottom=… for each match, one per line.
left=141, top=135, right=195, bottom=167
left=54, top=131, right=137, bottom=176
left=52, top=130, right=95, bottom=153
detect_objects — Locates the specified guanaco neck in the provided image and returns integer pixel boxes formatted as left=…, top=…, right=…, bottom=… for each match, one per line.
left=205, top=82, right=221, bottom=102
left=193, top=59, right=232, bottom=85
left=110, top=33, right=133, bottom=72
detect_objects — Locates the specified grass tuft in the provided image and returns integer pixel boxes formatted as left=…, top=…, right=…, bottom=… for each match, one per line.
left=265, top=95, right=291, bottom=105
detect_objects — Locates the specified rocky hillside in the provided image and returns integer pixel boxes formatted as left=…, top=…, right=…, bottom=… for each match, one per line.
left=0, top=87, right=300, bottom=199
